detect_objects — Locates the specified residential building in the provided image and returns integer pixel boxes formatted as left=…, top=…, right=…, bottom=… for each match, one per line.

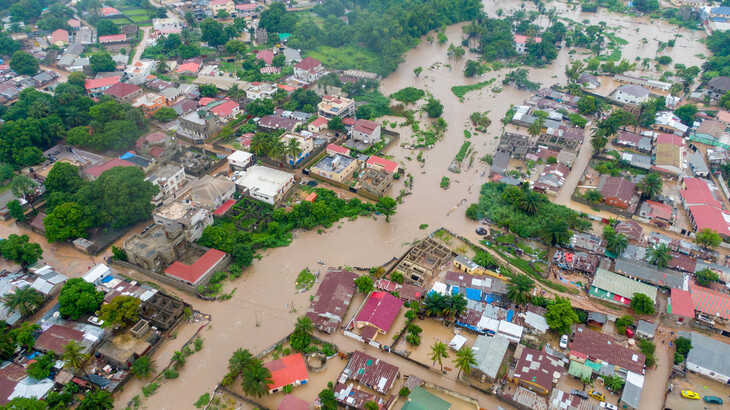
left=132, top=93, right=166, bottom=115
left=513, top=34, right=542, bottom=55
left=613, top=258, right=685, bottom=289
left=533, top=163, right=569, bottom=195
left=614, top=74, right=671, bottom=92
left=597, top=175, right=636, bottom=209
left=365, top=155, right=398, bottom=174
left=317, top=95, right=355, bottom=119
left=577, top=72, right=600, bottom=89
left=293, top=56, right=324, bottom=82
left=402, top=387, right=451, bottom=410
left=209, top=0, right=235, bottom=15
left=306, top=269, right=358, bottom=333
left=67, top=19, right=81, bottom=29
left=687, top=281, right=730, bottom=321
left=687, top=150, right=710, bottom=177
left=263, top=353, right=309, bottom=394
left=280, top=132, right=313, bottom=165
left=471, top=335, right=510, bottom=380
left=708, top=76, right=730, bottom=99
left=687, top=204, right=730, bottom=237
left=589, top=268, right=658, bottom=306
left=256, top=49, right=274, bottom=65
left=678, top=331, right=730, bottom=384
left=209, top=100, right=240, bottom=122
left=49, top=29, right=69, bottom=47
left=235, top=2, right=259, bottom=16
left=638, top=200, right=674, bottom=226
left=152, top=17, right=184, bottom=32
left=258, top=115, right=301, bottom=132
left=340, top=351, right=399, bottom=394
left=124, top=225, right=188, bottom=272
left=569, top=325, right=646, bottom=374
left=146, top=163, right=186, bottom=199
left=234, top=165, right=295, bottom=205
left=509, top=348, right=564, bottom=395
left=620, top=372, right=645, bottom=410
left=164, top=248, right=228, bottom=286
left=308, top=117, right=328, bottom=133
left=178, top=110, right=220, bottom=144
left=614, top=84, right=650, bottom=104
left=84, top=158, right=138, bottom=180
left=227, top=150, right=253, bottom=171
left=100, top=6, right=121, bottom=16
left=310, top=154, right=358, bottom=183
left=154, top=201, right=212, bottom=241
left=615, top=220, right=643, bottom=241
left=614, top=131, right=653, bottom=153
left=326, top=143, right=349, bottom=157
left=102, top=82, right=143, bottom=104
left=355, top=291, right=403, bottom=335
left=653, top=111, right=688, bottom=135
left=177, top=58, right=203, bottom=76
left=245, top=81, right=277, bottom=99
left=85, top=76, right=121, bottom=97
left=352, top=120, right=381, bottom=145
left=98, top=34, right=127, bottom=44
left=654, top=133, right=685, bottom=174
left=621, top=152, right=652, bottom=170
left=184, top=175, right=236, bottom=209
left=124, top=60, right=158, bottom=85
left=694, top=119, right=727, bottom=141
left=35, top=323, right=104, bottom=356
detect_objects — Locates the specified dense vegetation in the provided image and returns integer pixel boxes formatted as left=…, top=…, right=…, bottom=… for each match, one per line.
left=702, top=30, right=730, bottom=80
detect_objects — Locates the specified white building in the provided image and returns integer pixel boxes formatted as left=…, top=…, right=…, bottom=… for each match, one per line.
left=234, top=165, right=295, bottom=205
left=280, top=132, right=314, bottom=166
left=153, top=201, right=213, bottom=241
left=124, top=59, right=159, bottom=85
left=679, top=331, right=730, bottom=384
left=146, top=163, right=187, bottom=200
left=293, top=57, right=324, bottom=83
left=227, top=150, right=254, bottom=171
left=82, top=264, right=112, bottom=286
left=614, top=84, right=650, bottom=104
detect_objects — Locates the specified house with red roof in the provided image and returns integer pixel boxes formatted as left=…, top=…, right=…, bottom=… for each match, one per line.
left=256, top=50, right=275, bottom=66
left=177, top=58, right=203, bottom=76
left=509, top=348, right=564, bottom=395
left=100, top=6, right=121, bottom=16
left=49, top=29, right=69, bottom=46
left=210, top=100, right=240, bottom=122
left=98, top=33, right=127, bottom=44
left=598, top=175, right=636, bottom=209
left=262, top=353, right=309, bottom=393
left=513, top=34, right=542, bottom=55
left=102, top=82, right=143, bottom=104
left=569, top=325, right=645, bottom=374
left=355, top=291, right=403, bottom=335
left=67, top=19, right=81, bottom=30
left=352, top=119, right=381, bottom=145
left=236, top=2, right=259, bottom=15
left=293, top=56, right=324, bottom=82
left=85, top=158, right=138, bottom=180
left=213, top=199, right=236, bottom=217
left=85, top=76, right=121, bottom=97
left=688, top=281, right=730, bottom=320
left=209, top=0, right=235, bottom=15
left=309, top=117, right=329, bottom=133
left=638, top=200, right=674, bottom=226
left=164, top=248, right=228, bottom=286
left=365, top=155, right=398, bottom=174
left=277, top=395, right=309, bottom=410
left=688, top=204, right=730, bottom=237
left=326, top=143, right=350, bottom=157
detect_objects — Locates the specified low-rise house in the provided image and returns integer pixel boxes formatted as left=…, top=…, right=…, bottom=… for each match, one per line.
left=614, top=131, right=653, bottom=153
left=310, top=154, right=358, bottom=183
left=280, top=132, right=313, bottom=166
left=589, top=268, right=658, bottom=306
left=227, top=150, right=253, bottom=171
left=355, top=291, right=403, bottom=335
left=326, top=143, right=349, bottom=157
left=678, top=331, right=730, bottom=384
left=82, top=263, right=112, bottom=286
left=308, top=117, right=328, bottom=133
left=687, top=281, right=730, bottom=321
left=35, top=321, right=104, bottom=356
left=132, top=93, right=166, bottom=115
left=98, top=33, right=127, bottom=44
left=209, top=100, right=240, bottom=122
left=638, top=200, right=674, bottom=226
left=614, top=84, right=650, bottom=104
left=694, top=119, right=727, bottom=141
left=614, top=74, right=671, bottom=92
left=533, top=163, right=569, bottom=195
left=177, top=58, right=203, bottom=76
left=233, top=165, right=295, bottom=205
left=235, top=2, right=259, bottom=16
left=569, top=325, right=646, bottom=374
left=509, top=348, right=564, bottom=395
left=621, top=152, right=652, bottom=170
left=708, top=76, right=730, bottom=99
left=598, top=175, right=636, bottom=209
left=352, top=119, right=381, bottom=145
left=687, top=204, right=730, bottom=237
left=263, top=353, right=309, bottom=394
left=49, top=29, right=69, bottom=47
left=209, top=0, right=235, bottom=15
left=124, top=225, right=187, bottom=272
left=256, top=49, right=274, bottom=65
left=146, top=163, right=186, bottom=199
left=452, top=255, right=488, bottom=276
left=258, top=115, right=301, bottom=132
left=687, top=150, right=710, bottom=177
left=614, top=258, right=685, bottom=288
left=184, top=175, right=236, bottom=209
left=306, top=269, right=357, bottom=334
left=513, top=34, right=541, bottom=55
left=471, top=335, right=510, bottom=381
left=293, top=56, right=324, bottom=82
left=635, top=320, right=657, bottom=339
left=340, top=351, right=399, bottom=394
left=154, top=201, right=212, bottom=241
left=102, top=82, right=143, bottom=104
left=101, top=6, right=121, bottom=16
left=164, top=248, right=228, bottom=286
left=365, top=155, right=398, bottom=174
left=67, top=19, right=81, bottom=29
left=85, top=76, right=121, bottom=98
left=653, top=111, right=688, bottom=136
left=124, top=60, right=158, bottom=85
left=84, top=158, right=138, bottom=180
left=577, top=72, right=600, bottom=89
left=317, top=95, right=355, bottom=119
left=245, top=81, right=277, bottom=99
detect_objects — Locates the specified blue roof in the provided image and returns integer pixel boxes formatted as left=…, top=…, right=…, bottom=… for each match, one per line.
left=120, top=152, right=134, bottom=159
left=101, top=275, right=114, bottom=283
left=711, top=6, right=730, bottom=15
left=506, top=309, right=515, bottom=322
left=466, top=288, right=482, bottom=301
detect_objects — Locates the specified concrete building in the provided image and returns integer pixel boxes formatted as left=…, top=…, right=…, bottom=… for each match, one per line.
left=471, top=335, right=510, bottom=380
left=614, top=84, right=650, bottom=104
left=209, top=0, right=235, bottom=15
left=293, top=56, right=324, bottom=82
left=209, top=100, right=240, bottom=122
left=164, top=248, right=228, bottom=287
left=708, top=76, right=730, bottom=99
left=358, top=168, right=394, bottom=198
left=227, top=150, right=253, bottom=171
left=280, top=132, right=313, bottom=166
left=132, top=93, right=166, bottom=116
left=598, top=175, right=636, bottom=209
left=146, top=163, right=187, bottom=200
left=234, top=165, right=295, bottom=205
left=178, top=110, right=220, bottom=144
left=102, top=82, right=143, bottom=104
left=352, top=119, right=381, bottom=146
left=513, top=34, right=542, bottom=55
left=678, top=331, right=730, bottom=384
left=123, top=225, right=188, bottom=272
left=184, top=175, right=236, bottom=209
left=306, top=269, right=358, bottom=334
left=654, top=133, right=685, bottom=174
left=509, top=348, right=564, bottom=395
left=263, top=353, right=309, bottom=394
left=124, top=60, right=158, bottom=85
left=310, top=154, right=358, bottom=183
left=153, top=201, right=213, bottom=241
left=317, top=95, right=355, bottom=119
left=84, top=76, right=120, bottom=98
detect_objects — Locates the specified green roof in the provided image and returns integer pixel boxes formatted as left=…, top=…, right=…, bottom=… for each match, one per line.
left=402, top=387, right=451, bottom=410
left=591, top=269, right=657, bottom=303
left=568, top=360, right=593, bottom=379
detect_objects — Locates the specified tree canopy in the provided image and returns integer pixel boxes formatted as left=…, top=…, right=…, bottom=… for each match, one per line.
left=9, top=51, right=39, bottom=76
left=545, top=296, right=579, bottom=334
left=630, top=293, right=655, bottom=315
left=0, top=234, right=42, bottom=269
left=58, top=278, right=105, bottom=320
left=98, top=295, right=140, bottom=328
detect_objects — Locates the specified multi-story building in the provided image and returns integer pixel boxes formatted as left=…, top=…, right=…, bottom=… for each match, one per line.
left=178, top=110, right=220, bottom=144
left=153, top=201, right=213, bottom=241
left=234, top=165, right=295, bottom=205
left=317, top=95, right=355, bottom=119
left=146, top=163, right=187, bottom=200
left=280, top=132, right=313, bottom=166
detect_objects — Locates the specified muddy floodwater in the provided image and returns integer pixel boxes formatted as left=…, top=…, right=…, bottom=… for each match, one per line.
left=0, top=2, right=700, bottom=409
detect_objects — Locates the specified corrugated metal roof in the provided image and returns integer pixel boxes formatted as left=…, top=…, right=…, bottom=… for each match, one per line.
left=591, top=269, right=658, bottom=303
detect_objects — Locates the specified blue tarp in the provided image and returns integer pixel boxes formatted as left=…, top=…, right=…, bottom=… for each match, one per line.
left=484, top=294, right=494, bottom=304
left=120, top=152, right=134, bottom=159
left=506, top=309, right=515, bottom=322
left=451, top=286, right=460, bottom=295
left=466, top=288, right=482, bottom=301
left=101, top=276, right=114, bottom=283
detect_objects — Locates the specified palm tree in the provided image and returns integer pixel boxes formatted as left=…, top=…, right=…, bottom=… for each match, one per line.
left=3, top=286, right=43, bottom=317
left=285, top=138, right=303, bottom=164
left=645, top=243, right=672, bottom=269
left=454, top=346, right=478, bottom=379
left=606, top=233, right=628, bottom=256
left=229, top=348, right=254, bottom=378
left=241, top=361, right=273, bottom=398
left=429, top=341, right=449, bottom=372
left=62, top=340, right=90, bottom=378
left=540, top=220, right=571, bottom=247
left=131, top=356, right=157, bottom=379
left=518, top=190, right=543, bottom=214
left=423, top=292, right=445, bottom=317
left=250, top=133, right=269, bottom=157
left=590, top=127, right=607, bottom=155
left=584, top=190, right=603, bottom=204
left=443, top=293, right=467, bottom=319
left=78, top=389, right=114, bottom=410
left=528, top=117, right=544, bottom=138
left=171, top=351, right=186, bottom=369
left=266, top=138, right=286, bottom=162
left=506, top=275, right=535, bottom=305
left=637, top=172, right=663, bottom=199
left=294, top=315, right=313, bottom=336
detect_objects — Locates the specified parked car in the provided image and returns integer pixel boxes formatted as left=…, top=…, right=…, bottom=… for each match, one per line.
left=681, top=390, right=700, bottom=400
left=703, top=396, right=723, bottom=405
left=570, top=389, right=589, bottom=400
left=560, top=334, right=569, bottom=349
left=625, top=328, right=634, bottom=338
left=476, top=227, right=487, bottom=236
left=600, top=403, right=618, bottom=410
left=588, top=390, right=606, bottom=401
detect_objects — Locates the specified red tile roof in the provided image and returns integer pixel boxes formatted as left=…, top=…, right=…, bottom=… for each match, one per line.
left=50, top=29, right=69, bottom=44
left=294, top=56, right=322, bottom=71
left=98, top=34, right=126, bottom=43
left=599, top=176, right=635, bottom=203
left=681, top=189, right=723, bottom=209
left=177, top=61, right=201, bottom=74
left=278, top=84, right=296, bottom=92
left=256, top=50, right=274, bottom=65
left=213, top=199, right=236, bottom=216
left=199, top=97, right=216, bottom=106
left=67, top=19, right=81, bottom=28
left=35, top=324, right=85, bottom=355
left=355, top=291, right=403, bottom=332
left=670, top=288, right=696, bottom=318
left=210, top=0, right=231, bottom=5
left=236, top=2, right=258, bottom=10
left=353, top=119, right=379, bottom=135
left=683, top=178, right=709, bottom=191
left=263, top=353, right=308, bottom=391
left=100, top=6, right=120, bottom=15
left=512, top=348, right=563, bottom=393
left=366, top=155, right=398, bottom=174
left=277, top=395, right=310, bottom=410
left=210, top=100, right=239, bottom=117
left=513, top=34, right=542, bottom=44
left=145, top=132, right=168, bottom=143
left=656, top=133, right=684, bottom=147
left=306, top=269, right=358, bottom=333
left=615, top=220, right=642, bottom=241
left=342, top=117, right=356, bottom=126
left=570, top=326, right=645, bottom=373
left=688, top=204, right=730, bottom=236
left=149, top=147, right=165, bottom=158
left=689, top=281, right=730, bottom=320
left=86, top=158, right=136, bottom=178
left=311, top=117, right=329, bottom=128
left=85, top=76, right=121, bottom=90
left=103, top=82, right=141, bottom=98
left=326, top=144, right=349, bottom=155
left=643, top=200, right=672, bottom=220
left=165, top=249, right=227, bottom=284
left=344, top=351, right=399, bottom=394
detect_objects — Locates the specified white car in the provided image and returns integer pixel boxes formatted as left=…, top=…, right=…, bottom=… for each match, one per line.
left=600, top=403, right=618, bottom=410
left=559, top=334, right=569, bottom=349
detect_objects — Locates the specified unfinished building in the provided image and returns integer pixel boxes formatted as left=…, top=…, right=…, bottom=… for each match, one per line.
left=497, top=133, right=530, bottom=159
left=357, top=168, right=394, bottom=200
left=396, top=238, right=456, bottom=286
left=139, top=293, right=189, bottom=331
left=123, top=225, right=188, bottom=272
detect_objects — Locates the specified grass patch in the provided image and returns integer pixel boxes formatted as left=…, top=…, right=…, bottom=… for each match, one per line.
left=604, top=32, right=629, bottom=46
left=451, top=78, right=496, bottom=101
left=464, top=130, right=471, bottom=139
left=419, top=223, right=429, bottom=230
left=295, top=268, right=316, bottom=291
left=111, top=18, right=131, bottom=25
left=440, top=176, right=451, bottom=189
left=129, top=15, right=151, bottom=23
left=305, top=45, right=385, bottom=76
left=454, top=141, right=471, bottom=162
left=123, top=8, right=149, bottom=15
